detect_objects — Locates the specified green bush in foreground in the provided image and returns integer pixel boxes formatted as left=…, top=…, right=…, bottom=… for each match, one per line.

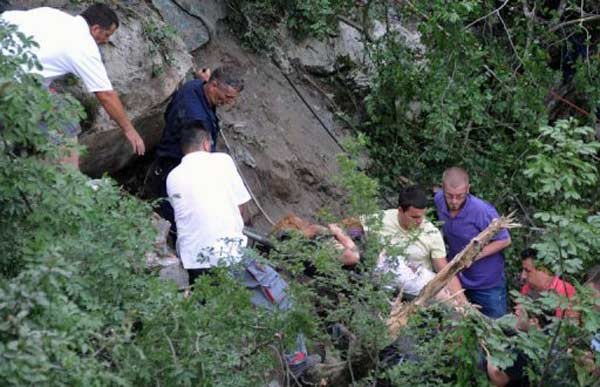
left=0, top=19, right=309, bottom=386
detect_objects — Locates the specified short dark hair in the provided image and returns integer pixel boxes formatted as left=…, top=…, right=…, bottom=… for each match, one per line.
left=398, top=185, right=427, bottom=211
left=81, top=3, right=119, bottom=29
left=521, top=248, right=538, bottom=261
left=209, top=66, right=245, bottom=91
left=180, top=120, right=211, bottom=152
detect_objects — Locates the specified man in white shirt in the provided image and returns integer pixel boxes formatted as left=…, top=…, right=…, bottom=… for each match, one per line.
left=1, top=4, right=145, bottom=167
left=166, top=122, right=322, bottom=375
left=166, top=120, right=251, bottom=283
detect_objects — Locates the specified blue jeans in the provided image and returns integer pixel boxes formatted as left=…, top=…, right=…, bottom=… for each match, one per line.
left=465, top=282, right=507, bottom=319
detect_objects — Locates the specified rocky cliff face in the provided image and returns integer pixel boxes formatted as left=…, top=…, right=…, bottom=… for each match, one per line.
left=4, top=0, right=419, bottom=231
left=194, top=34, right=350, bottom=230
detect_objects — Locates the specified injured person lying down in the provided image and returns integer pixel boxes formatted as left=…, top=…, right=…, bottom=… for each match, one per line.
left=271, top=214, right=361, bottom=269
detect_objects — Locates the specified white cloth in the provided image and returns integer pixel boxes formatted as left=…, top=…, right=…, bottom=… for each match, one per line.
left=167, top=151, right=251, bottom=269
left=1, top=7, right=113, bottom=92
left=376, top=209, right=446, bottom=271
left=376, top=251, right=436, bottom=296
left=363, top=209, right=446, bottom=296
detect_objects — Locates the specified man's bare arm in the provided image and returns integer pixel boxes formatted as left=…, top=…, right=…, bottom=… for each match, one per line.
left=477, top=237, right=511, bottom=260
left=94, top=90, right=145, bottom=155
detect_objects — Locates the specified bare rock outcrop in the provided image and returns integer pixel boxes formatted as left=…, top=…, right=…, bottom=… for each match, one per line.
left=150, top=0, right=227, bottom=52
left=284, top=17, right=422, bottom=91
left=78, top=3, right=192, bottom=176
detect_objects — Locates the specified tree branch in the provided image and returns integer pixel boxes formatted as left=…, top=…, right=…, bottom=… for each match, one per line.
left=464, top=0, right=510, bottom=29
left=549, top=14, right=600, bottom=33
left=387, top=214, right=520, bottom=336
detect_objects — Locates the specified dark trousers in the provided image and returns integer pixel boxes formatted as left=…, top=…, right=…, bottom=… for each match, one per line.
left=145, top=157, right=180, bottom=239
left=465, top=281, right=507, bottom=319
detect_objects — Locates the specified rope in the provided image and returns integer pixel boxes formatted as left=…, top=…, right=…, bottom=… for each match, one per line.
left=272, top=59, right=348, bottom=153
left=219, top=129, right=276, bottom=226
left=271, top=59, right=396, bottom=208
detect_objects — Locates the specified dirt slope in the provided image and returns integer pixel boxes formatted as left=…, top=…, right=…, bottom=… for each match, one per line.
left=196, top=32, right=352, bottom=231
left=115, top=29, right=354, bottom=233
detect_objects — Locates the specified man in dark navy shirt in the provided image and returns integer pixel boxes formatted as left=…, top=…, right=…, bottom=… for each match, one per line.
left=145, top=66, right=244, bottom=237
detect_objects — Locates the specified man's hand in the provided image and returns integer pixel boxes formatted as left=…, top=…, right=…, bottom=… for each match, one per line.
left=124, top=128, right=145, bottom=155
left=94, top=90, right=146, bottom=155
left=195, top=68, right=211, bottom=82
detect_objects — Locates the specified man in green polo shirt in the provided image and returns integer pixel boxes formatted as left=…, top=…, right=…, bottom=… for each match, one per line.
left=367, top=185, right=466, bottom=302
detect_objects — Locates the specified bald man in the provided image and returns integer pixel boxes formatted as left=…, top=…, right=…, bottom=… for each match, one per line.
left=434, top=167, right=511, bottom=318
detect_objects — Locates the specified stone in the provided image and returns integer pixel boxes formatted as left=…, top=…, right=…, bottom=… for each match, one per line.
left=159, top=263, right=189, bottom=289
left=151, top=0, right=210, bottom=51
left=145, top=251, right=180, bottom=269
left=372, top=19, right=424, bottom=53
left=286, top=37, right=336, bottom=75
left=235, top=146, right=257, bottom=169
left=406, top=101, right=422, bottom=121
left=145, top=213, right=187, bottom=288
left=5, top=0, right=68, bottom=9
left=77, top=3, right=192, bottom=176
left=146, top=213, right=180, bottom=269
left=151, top=213, right=172, bottom=255
left=174, top=0, right=226, bottom=39
left=272, top=45, right=293, bottom=75
left=335, top=21, right=368, bottom=66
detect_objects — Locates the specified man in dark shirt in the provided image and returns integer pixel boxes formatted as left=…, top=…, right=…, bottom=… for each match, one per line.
left=145, top=66, right=244, bottom=236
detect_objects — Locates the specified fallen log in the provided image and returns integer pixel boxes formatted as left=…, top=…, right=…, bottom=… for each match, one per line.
left=387, top=213, right=520, bottom=336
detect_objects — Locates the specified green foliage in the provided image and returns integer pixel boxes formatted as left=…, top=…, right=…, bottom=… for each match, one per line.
left=226, top=0, right=355, bottom=52
left=364, top=1, right=558, bottom=203
left=142, top=21, right=177, bottom=77
left=524, top=119, right=600, bottom=275
left=335, top=134, right=381, bottom=218
left=116, top=264, right=316, bottom=386
left=383, top=308, right=486, bottom=386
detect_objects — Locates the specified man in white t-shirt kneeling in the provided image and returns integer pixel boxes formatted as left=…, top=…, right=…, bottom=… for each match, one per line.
left=166, top=120, right=251, bottom=284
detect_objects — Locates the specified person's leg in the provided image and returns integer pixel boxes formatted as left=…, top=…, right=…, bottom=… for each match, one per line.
left=145, top=158, right=178, bottom=241
left=38, top=117, right=81, bottom=169
left=465, top=282, right=507, bottom=318
left=42, top=91, right=82, bottom=169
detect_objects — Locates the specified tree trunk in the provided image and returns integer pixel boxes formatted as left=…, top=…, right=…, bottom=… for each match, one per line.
left=387, top=214, right=519, bottom=336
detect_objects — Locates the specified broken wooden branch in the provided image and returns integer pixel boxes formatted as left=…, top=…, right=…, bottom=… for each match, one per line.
left=387, top=213, right=520, bottom=336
